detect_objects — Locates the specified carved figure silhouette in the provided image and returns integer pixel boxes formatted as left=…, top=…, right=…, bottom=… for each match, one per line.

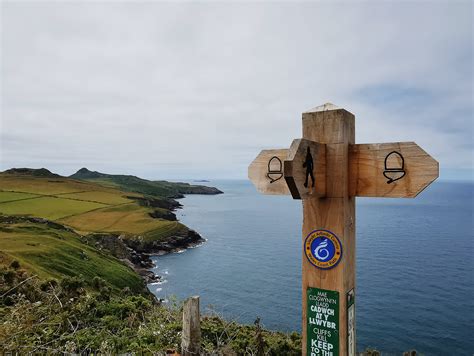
left=303, top=147, right=315, bottom=188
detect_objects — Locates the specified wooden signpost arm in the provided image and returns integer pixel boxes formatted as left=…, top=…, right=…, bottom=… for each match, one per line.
left=302, top=107, right=356, bottom=356
left=349, top=142, right=439, bottom=198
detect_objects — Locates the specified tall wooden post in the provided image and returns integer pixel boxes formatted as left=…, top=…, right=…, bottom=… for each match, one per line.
left=301, top=107, right=355, bottom=356
left=248, top=102, right=438, bottom=356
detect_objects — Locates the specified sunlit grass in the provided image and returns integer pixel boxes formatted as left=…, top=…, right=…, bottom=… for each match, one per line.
left=0, top=196, right=108, bottom=220
left=0, top=191, right=40, bottom=203
left=0, top=221, right=144, bottom=292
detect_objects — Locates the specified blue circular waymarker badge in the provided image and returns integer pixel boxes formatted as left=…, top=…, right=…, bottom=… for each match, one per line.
left=304, top=229, right=342, bottom=270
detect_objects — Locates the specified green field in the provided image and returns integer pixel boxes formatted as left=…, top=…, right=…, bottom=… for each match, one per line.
left=59, top=202, right=185, bottom=237
left=58, top=190, right=134, bottom=205
left=0, top=174, right=174, bottom=237
left=0, top=191, right=40, bottom=203
left=0, top=175, right=97, bottom=195
left=0, top=219, right=145, bottom=293
left=0, top=170, right=192, bottom=295
left=0, top=196, right=108, bottom=220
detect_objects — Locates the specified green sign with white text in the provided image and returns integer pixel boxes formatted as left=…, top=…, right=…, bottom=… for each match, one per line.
left=307, top=287, right=339, bottom=356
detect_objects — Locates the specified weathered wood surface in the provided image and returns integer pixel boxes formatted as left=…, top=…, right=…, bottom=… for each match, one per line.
left=284, top=139, right=326, bottom=199
left=349, top=142, right=439, bottom=198
left=248, top=149, right=290, bottom=195
left=301, top=107, right=356, bottom=356
left=181, top=296, right=201, bottom=356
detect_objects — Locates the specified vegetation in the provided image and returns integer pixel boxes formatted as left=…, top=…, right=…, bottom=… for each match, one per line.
left=0, top=168, right=301, bottom=354
left=0, top=217, right=146, bottom=294
left=0, top=196, right=107, bottom=220
left=0, top=191, right=40, bottom=203
left=0, top=171, right=189, bottom=239
left=70, top=167, right=223, bottom=198
left=0, top=265, right=301, bottom=354
left=59, top=202, right=187, bottom=239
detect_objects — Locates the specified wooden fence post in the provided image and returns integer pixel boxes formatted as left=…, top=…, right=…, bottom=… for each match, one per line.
left=182, top=296, right=201, bottom=356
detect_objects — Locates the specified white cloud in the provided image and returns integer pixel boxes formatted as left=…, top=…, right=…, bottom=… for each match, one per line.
left=1, top=1, right=472, bottom=179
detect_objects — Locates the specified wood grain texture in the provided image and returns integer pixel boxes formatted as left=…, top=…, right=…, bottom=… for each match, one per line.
left=349, top=142, right=439, bottom=198
left=181, top=296, right=201, bottom=356
left=284, top=139, right=326, bottom=199
left=248, top=149, right=290, bottom=195
left=301, top=108, right=355, bottom=356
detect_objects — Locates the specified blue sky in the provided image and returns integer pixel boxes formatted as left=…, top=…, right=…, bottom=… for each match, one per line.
left=1, top=1, right=472, bottom=181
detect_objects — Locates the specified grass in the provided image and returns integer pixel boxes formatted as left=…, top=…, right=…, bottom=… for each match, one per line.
left=0, top=172, right=189, bottom=297
left=0, top=175, right=96, bottom=195
left=1, top=265, right=301, bottom=354
left=0, top=220, right=145, bottom=293
left=57, top=190, right=133, bottom=205
left=60, top=203, right=186, bottom=238
left=0, top=173, right=187, bottom=243
left=81, top=176, right=177, bottom=198
left=0, top=196, right=108, bottom=220
left=69, top=168, right=222, bottom=198
left=0, top=191, right=40, bottom=203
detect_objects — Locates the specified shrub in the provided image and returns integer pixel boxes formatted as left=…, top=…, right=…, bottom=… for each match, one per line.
left=60, top=275, right=85, bottom=296
left=9, top=260, right=20, bottom=270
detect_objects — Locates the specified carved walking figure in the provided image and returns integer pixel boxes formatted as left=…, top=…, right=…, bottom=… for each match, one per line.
left=303, top=147, right=315, bottom=188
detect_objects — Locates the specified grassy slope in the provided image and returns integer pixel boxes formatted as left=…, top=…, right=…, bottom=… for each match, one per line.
left=0, top=219, right=144, bottom=293
left=0, top=172, right=187, bottom=291
left=59, top=203, right=187, bottom=239
left=0, top=197, right=107, bottom=220
left=0, top=191, right=40, bottom=203
left=0, top=174, right=186, bottom=238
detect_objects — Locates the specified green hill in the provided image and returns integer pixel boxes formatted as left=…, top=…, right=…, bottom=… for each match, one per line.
left=0, top=167, right=220, bottom=293
left=3, top=167, right=62, bottom=178
left=0, top=215, right=145, bottom=294
left=70, top=167, right=223, bottom=198
left=0, top=170, right=190, bottom=238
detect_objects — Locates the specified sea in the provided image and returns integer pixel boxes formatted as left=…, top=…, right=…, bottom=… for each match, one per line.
left=149, top=180, right=473, bottom=355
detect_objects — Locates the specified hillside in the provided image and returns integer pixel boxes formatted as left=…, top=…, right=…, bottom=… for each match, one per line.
left=0, top=169, right=304, bottom=354
left=0, top=168, right=222, bottom=291
left=0, top=215, right=146, bottom=294
left=70, top=167, right=223, bottom=198
left=2, top=167, right=62, bottom=178
left=0, top=168, right=214, bottom=240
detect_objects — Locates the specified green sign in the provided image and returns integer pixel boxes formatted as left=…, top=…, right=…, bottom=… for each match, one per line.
left=307, top=287, right=339, bottom=356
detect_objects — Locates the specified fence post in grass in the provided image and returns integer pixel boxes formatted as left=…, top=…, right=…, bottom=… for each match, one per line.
left=182, top=296, right=201, bottom=356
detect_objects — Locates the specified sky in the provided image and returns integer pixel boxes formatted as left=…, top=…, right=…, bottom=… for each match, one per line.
left=1, top=1, right=472, bottom=180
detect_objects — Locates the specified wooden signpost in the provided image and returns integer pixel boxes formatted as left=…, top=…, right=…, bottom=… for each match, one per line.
left=248, top=103, right=438, bottom=356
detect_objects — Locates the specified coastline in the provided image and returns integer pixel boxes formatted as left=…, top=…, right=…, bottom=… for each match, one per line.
left=76, top=177, right=222, bottom=295
left=142, top=201, right=208, bottom=295
left=142, top=236, right=207, bottom=299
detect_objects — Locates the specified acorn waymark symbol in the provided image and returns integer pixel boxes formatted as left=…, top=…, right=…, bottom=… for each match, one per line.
left=383, top=151, right=406, bottom=184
